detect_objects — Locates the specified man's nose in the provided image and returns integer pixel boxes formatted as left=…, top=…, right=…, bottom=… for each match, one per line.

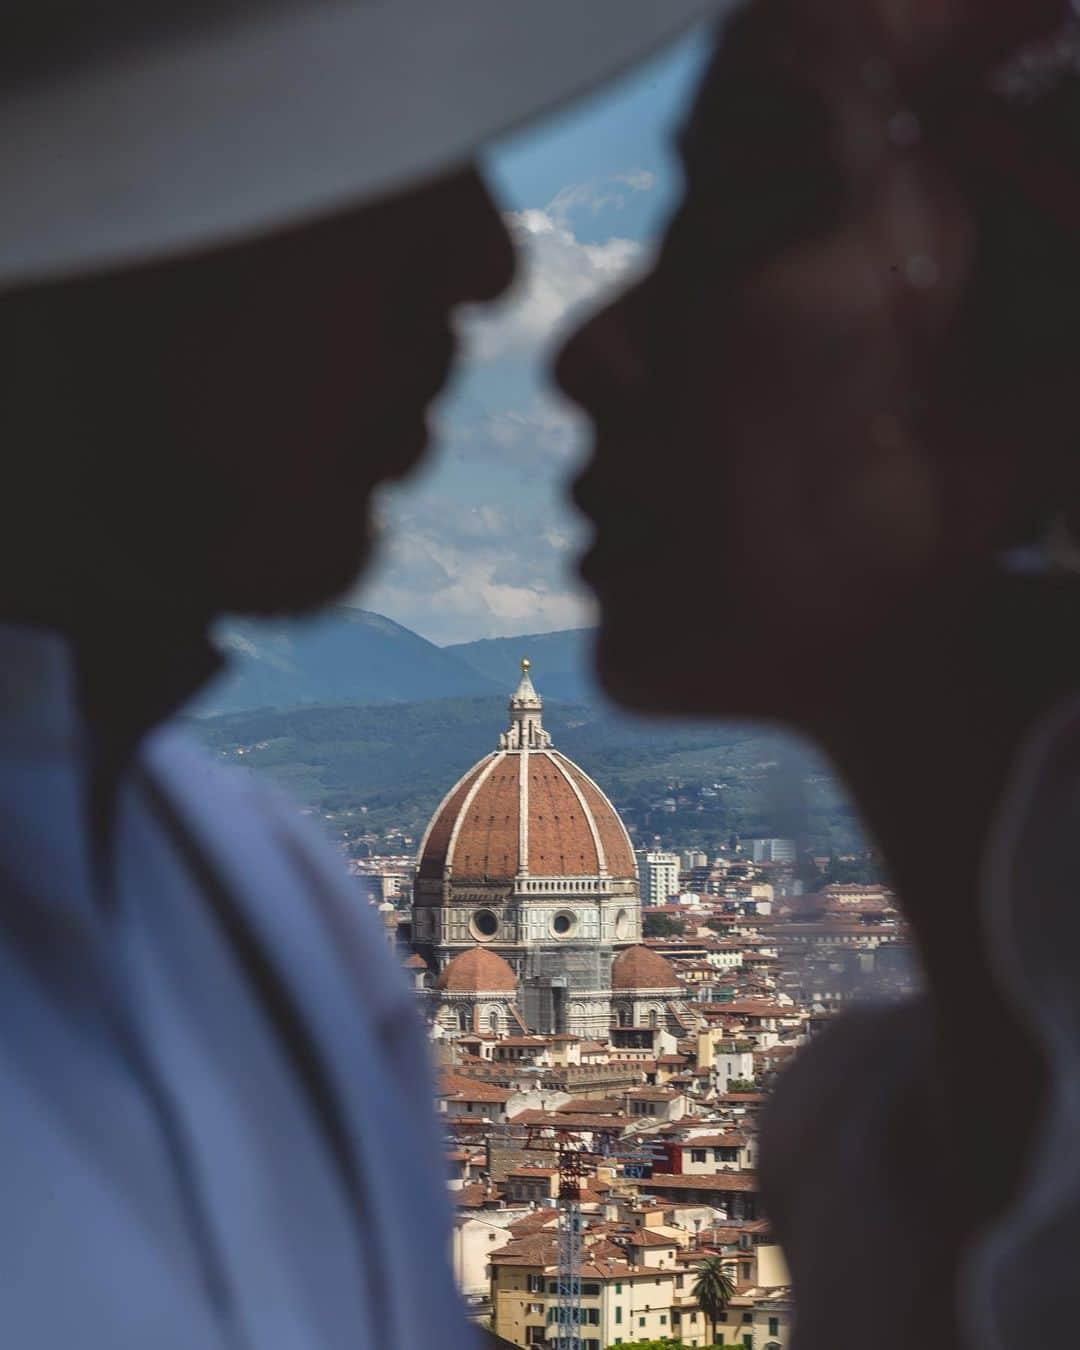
left=437, top=167, right=516, bottom=307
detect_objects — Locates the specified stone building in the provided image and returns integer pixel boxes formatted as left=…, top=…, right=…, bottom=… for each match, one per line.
left=412, top=661, right=641, bottom=1038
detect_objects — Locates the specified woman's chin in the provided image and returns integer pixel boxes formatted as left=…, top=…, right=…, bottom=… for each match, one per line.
left=594, top=615, right=787, bottom=722
left=594, top=621, right=705, bottom=717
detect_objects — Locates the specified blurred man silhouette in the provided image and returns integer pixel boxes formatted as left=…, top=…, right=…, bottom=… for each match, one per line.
left=0, top=3, right=729, bottom=1345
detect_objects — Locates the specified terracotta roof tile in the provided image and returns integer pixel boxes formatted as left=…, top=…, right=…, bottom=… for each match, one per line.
left=417, top=741, right=635, bottom=883
left=436, top=946, right=517, bottom=993
left=611, top=946, right=681, bottom=991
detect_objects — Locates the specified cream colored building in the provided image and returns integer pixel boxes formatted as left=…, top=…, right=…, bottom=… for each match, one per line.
left=490, top=1223, right=791, bottom=1349
left=490, top=1252, right=685, bottom=1349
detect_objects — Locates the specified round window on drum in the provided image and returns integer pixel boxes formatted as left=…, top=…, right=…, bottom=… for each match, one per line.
left=470, top=909, right=499, bottom=940
left=550, top=910, right=578, bottom=939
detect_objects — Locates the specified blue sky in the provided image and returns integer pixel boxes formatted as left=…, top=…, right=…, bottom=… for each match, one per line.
left=356, top=25, right=713, bottom=646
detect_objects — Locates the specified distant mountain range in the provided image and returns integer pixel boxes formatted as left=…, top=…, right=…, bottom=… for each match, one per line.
left=446, top=627, right=597, bottom=705
left=184, top=608, right=864, bottom=856
left=190, top=607, right=599, bottom=716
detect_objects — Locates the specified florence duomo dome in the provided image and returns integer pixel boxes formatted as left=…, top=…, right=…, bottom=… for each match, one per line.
left=411, top=660, right=641, bottom=1038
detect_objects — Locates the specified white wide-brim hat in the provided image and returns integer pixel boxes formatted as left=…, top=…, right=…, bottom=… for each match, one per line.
left=0, top=0, right=732, bottom=291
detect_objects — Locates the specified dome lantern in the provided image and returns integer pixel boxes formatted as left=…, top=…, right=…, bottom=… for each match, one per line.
left=499, top=656, right=551, bottom=751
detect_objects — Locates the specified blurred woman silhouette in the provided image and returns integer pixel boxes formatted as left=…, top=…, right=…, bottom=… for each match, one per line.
left=558, top=1, right=1080, bottom=1346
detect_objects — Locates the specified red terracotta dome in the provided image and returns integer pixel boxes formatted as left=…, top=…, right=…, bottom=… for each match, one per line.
left=417, top=662, right=635, bottom=884
left=436, top=946, right=518, bottom=993
left=611, top=945, right=680, bottom=990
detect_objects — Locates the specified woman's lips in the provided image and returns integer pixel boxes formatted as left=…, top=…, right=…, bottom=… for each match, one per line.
left=573, top=458, right=680, bottom=585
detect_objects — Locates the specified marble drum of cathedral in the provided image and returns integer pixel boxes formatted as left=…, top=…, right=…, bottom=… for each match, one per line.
left=412, top=661, right=642, bottom=1038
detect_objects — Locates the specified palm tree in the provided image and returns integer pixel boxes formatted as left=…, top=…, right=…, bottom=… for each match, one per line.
left=691, top=1254, right=735, bottom=1347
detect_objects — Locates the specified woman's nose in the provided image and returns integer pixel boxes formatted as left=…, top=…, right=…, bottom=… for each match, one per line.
left=554, top=278, right=652, bottom=420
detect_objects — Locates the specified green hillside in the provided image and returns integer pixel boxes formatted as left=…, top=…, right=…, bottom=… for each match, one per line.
left=187, top=696, right=866, bottom=858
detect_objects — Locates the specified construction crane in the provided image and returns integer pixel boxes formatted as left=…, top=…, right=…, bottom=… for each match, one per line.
left=523, top=1125, right=669, bottom=1350
left=552, top=1130, right=587, bottom=1350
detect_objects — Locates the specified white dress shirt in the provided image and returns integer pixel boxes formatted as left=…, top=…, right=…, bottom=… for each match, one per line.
left=0, top=621, right=473, bottom=1349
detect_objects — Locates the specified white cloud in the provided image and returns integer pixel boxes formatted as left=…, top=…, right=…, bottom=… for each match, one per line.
left=356, top=495, right=595, bottom=645
left=545, top=169, right=657, bottom=224
left=355, top=170, right=657, bottom=641
left=483, top=395, right=584, bottom=465
left=462, top=172, right=655, bottom=364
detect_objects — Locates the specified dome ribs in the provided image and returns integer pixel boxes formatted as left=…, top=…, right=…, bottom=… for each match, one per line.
left=417, top=745, right=637, bottom=886
left=547, top=752, right=606, bottom=876
left=416, top=756, right=493, bottom=879
left=529, top=751, right=600, bottom=877
left=452, top=755, right=520, bottom=880
left=553, top=754, right=637, bottom=879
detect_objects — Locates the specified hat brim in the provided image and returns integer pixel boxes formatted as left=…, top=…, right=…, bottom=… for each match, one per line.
left=1, top=0, right=734, bottom=289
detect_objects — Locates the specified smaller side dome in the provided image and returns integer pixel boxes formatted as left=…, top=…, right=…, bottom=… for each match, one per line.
left=611, top=945, right=680, bottom=990
left=436, top=946, right=518, bottom=993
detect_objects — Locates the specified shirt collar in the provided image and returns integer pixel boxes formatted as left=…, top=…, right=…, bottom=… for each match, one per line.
left=0, top=617, right=222, bottom=756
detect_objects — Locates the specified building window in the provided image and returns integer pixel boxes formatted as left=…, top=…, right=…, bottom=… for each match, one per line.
left=471, top=909, right=498, bottom=940
left=769, top=1319, right=780, bottom=1337
left=660, top=1315, right=667, bottom=1325
left=742, top=1312, right=753, bottom=1324
left=741, top=1263, right=752, bottom=1280
left=615, top=1284, right=622, bottom=1295
left=639, top=1317, right=646, bottom=1327
left=527, top=1275, right=542, bottom=1293
left=743, top=1337, right=753, bottom=1350
left=582, top=1283, right=600, bottom=1296
left=691, top=1149, right=706, bottom=1163
left=551, top=910, right=578, bottom=938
